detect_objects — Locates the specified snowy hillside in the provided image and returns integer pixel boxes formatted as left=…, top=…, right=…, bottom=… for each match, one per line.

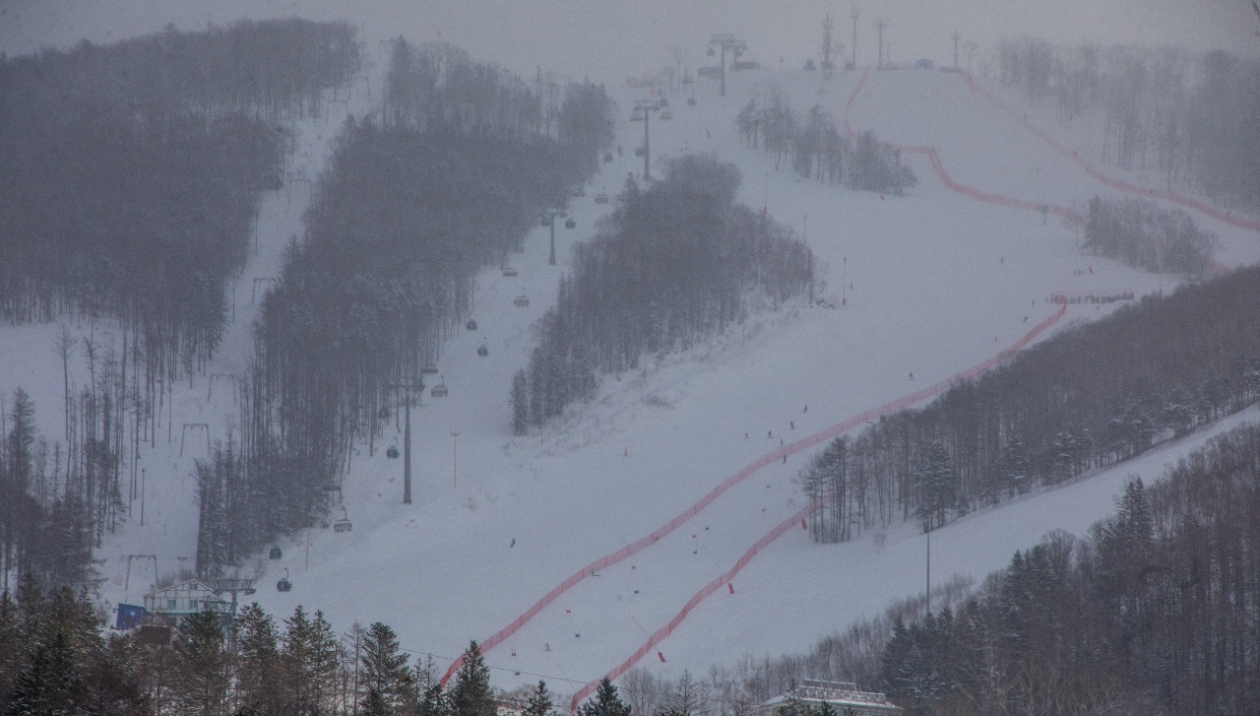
left=3, top=2, right=1259, bottom=707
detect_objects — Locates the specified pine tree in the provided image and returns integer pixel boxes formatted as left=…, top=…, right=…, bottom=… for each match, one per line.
left=450, top=641, right=494, bottom=716
left=237, top=603, right=281, bottom=714
left=579, top=678, right=631, bottom=716
left=172, top=610, right=230, bottom=716
left=5, top=630, right=88, bottom=716
left=360, top=622, right=415, bottom=715
left=522, top=680, right=555, bottom=716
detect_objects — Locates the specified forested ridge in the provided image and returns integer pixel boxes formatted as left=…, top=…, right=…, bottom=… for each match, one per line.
left=512, top=156, right=816, bottom=432
left=194, top=40, right=616, bottom=575
left=802, top=266, right=1260, bottom=542
left=0, top=21, right=362, bottom=593
left=996, top=41, right=1260, bottom=213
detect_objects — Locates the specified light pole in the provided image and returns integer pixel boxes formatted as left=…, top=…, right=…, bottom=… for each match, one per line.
left=386, top=378, right=425, bottom=504
left=450, top=432, right=460, bottom=489
left=709, top=34, right=746, bottom=97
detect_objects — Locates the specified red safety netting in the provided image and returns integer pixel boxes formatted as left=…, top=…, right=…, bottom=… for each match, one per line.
left=955, top=71, right=1260, bottom=234
left=564, top=303, right=1067, bottom=710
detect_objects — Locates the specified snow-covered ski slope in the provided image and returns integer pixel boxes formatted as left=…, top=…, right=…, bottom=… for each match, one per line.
left=3, top=1, right=1259, bottom=702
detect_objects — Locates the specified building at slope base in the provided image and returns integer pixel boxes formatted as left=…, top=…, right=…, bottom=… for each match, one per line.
left=759, top=679, right=902, bottom=716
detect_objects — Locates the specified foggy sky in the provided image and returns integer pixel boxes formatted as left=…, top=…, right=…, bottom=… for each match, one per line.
left=2, top=0, right=1255, bottom=84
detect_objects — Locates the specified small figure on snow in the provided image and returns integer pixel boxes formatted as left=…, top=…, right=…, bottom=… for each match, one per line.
left=768, top=430, right=773, bottom=439
left=909, top=372, right=914, bottom=380
left=803, top=405, right=808, bottom=413
left=790, top=421, right=795, bottom=430
left=510, top=538, right=515, bottom=548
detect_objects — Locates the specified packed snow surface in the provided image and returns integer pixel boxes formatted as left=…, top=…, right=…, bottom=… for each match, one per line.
left=2, top=0, right=1258, bottom=701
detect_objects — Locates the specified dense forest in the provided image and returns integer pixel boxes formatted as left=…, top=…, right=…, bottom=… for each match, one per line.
left=995, top=40, right=1260, bottom=213
left=1083, top=195, right=1217, bottom=278
left=195, top=40, right=616, bottom=575
left=875, top=424, right=1260, bottom=715
left=0, top=21, right=362, bottom=592
left=0, top=581, right=521, bottom=716
left=735, top=97, right=917, bottom=194
left=511, top=156, right=816, bottom=432
left=800, top=266, right=1260, bottom=543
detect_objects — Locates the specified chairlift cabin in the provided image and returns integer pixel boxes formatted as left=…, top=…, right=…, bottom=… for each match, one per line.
left=386, top=445, right=400, bottom=459
left=477, top=342, right=489, bottom=357
left=571, top=187, right=586, bottom=198
left=594, top=193, right=610, bottom=205
left=431, top=377, right=448, bottom=398
left=659, top=110, right=673, bottom=121
left=635, top=147, right=646, bottom=157
left=658, top=97, right=669, bottom=108
left=466, top=319, right=478, bottom=330
left=687, top=97, right=696, bottom=106
left=421, top=363, right=439, bottom=375
left=502, top=266, right=519, bottom=277
left=604, top=152, right=615, bottom=163
left=564, top=218, right=576, bottom=229
left=333, top=507, right=352, bottom=534
left=277, top=568, right=292, bottom=592
left=269, top=546, right=282, bottom=560
left=513, top=292, right=530, bottom=307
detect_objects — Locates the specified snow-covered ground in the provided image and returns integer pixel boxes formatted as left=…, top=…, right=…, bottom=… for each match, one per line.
left=3, top=1, right=1258, bottom=704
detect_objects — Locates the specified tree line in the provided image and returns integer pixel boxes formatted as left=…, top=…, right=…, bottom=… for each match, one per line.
left=801, top=265, right=1260, bottom=543
left=512, top=156, right=816, bottom=433
left=735, top=96, right=917, bottom=194
left=0, top=578, right=533, bottom=716
left=201, top=45, right=615, bottom=576
left=1083, top=195, right=1217, bottom=278
left=995, top=40, right=1260, bottom=213
left=876, top=423, right=1260, bottom=715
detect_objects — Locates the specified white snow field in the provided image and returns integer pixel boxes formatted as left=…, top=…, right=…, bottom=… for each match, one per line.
left=3, top=1, right=1259, bottom=705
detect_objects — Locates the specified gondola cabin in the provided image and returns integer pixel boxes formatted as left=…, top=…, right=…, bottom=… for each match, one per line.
left=269, top=546, right=282, bottom=560
left=466, top=319, right=478, bottom=330
left=477, top=343, right=489, bottom=357
left=386, top=446, right=400, bottom=459
left=564, top=218, right=576, bottom=229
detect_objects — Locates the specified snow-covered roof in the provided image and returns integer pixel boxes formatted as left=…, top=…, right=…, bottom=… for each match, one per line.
left=761, top=680, right=901, bottom=715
